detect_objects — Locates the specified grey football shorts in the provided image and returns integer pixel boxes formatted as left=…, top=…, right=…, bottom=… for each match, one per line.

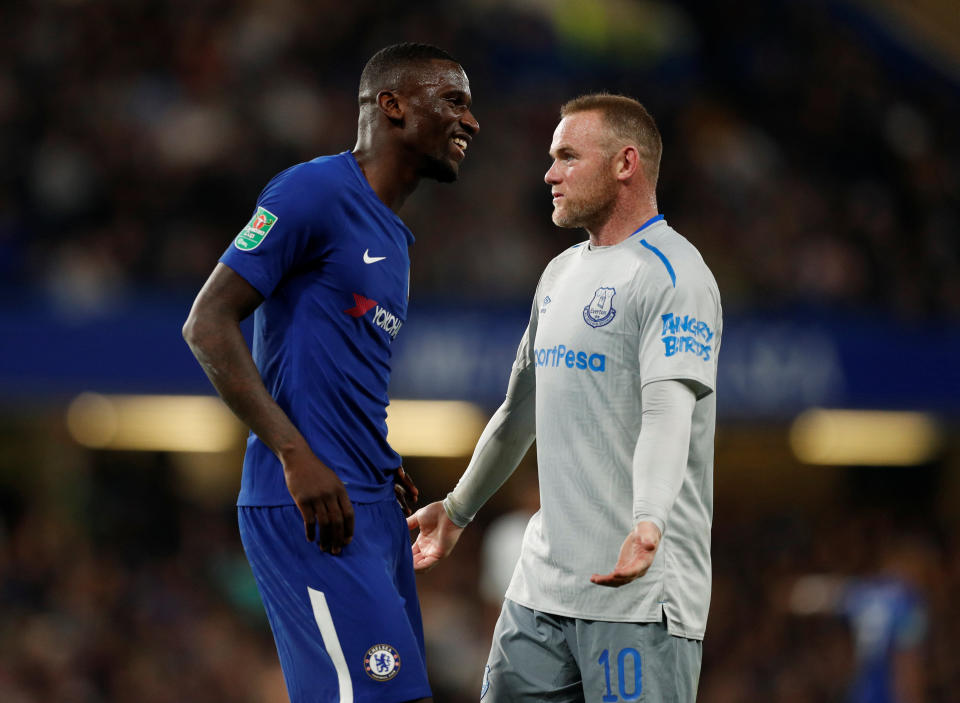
left=481, top=599, right=701, bottom=702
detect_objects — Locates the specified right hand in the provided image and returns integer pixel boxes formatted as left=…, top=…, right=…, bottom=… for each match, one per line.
left=407, top=501, right=464, bottom=573
left=282, top=446, right=354, bottom=555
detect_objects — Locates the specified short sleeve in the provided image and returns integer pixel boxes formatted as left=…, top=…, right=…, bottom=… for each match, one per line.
left=637, top=267, right=721, bottom=399
left=219, top=166, right=326, bottom=298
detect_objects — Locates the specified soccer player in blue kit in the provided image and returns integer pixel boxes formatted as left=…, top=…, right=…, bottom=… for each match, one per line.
left=182, top=43, right=478, bottom=703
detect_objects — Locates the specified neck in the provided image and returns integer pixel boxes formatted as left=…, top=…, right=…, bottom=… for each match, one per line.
left=352, top=141, right=421, bottom=213
left=586, top=194, right=659, bottom=247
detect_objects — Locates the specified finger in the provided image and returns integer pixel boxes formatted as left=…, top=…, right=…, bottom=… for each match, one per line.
left=340, top=494, right=355, bottom=545
left=314, top=502, right=331, bottom=551
left=298, top=504, right=317, bottom=542
left=400, top=467, right=419, bottom=500
left=412, top=552, right=439, bottom=573
left=590, top=570, right=636, bottom=588
left=395, top=484, right=412, bottom=516
left=325, top=498, right=345, bottom=554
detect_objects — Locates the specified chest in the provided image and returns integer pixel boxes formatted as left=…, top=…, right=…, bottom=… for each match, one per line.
left=536, top=255, right=640, bottom=343
left=533, top=255, right=643, bottom=375
left=312, top=201, right=411, bottom=320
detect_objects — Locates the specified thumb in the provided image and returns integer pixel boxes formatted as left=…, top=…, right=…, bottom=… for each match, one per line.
left=406, top=512, right=420, bottom=532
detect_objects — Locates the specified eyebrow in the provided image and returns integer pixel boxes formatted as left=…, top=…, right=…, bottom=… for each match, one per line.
left=444, top=88, right=471, bottom=104
left=549, top=145, right=577, bottom=159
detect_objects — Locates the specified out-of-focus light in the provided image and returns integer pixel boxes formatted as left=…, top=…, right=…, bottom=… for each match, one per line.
left=66, top=394, right=487, bottom=457
left=789, top=408, right=941, bottom=466
left=67, top=393, right=242, bottom=453
left=386, top=400, right=486, bottom=457
left=788, top=575, right=844, bottom=615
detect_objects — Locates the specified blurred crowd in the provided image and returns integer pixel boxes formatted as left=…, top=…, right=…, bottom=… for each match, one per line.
left=2, top=0, right=958, bottom=318
left=1, top=449, right=958, bottom=702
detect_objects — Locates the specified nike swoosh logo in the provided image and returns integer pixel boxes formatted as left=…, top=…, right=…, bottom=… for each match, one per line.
left=363, top=249, right=386, bottom=264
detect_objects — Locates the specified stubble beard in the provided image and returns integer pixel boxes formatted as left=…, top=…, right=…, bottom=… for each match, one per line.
left=551, top=175, right=618, bottom=231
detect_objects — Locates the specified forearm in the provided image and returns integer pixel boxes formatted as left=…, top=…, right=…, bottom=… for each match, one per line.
left=443, top=367, right=536, bottom=527
left=632, top=379, right=696, bottom=535
left=184, top=310, right=307, bottom=462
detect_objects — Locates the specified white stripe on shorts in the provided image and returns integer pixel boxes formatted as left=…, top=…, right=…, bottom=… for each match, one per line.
left=308, top=587, right=354, bottom=702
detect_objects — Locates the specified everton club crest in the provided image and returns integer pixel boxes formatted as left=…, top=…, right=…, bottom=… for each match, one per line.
left=583, top=287, right=617, bottom=328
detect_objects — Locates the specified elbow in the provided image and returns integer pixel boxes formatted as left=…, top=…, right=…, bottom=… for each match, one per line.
left=182, top=312, right=197, bottom=347
left=182, top=306, right=208, bottom=352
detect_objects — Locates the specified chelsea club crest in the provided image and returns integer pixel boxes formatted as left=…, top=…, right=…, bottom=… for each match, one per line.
left=364, top=643, right=401, bottom=681
left=583, top=287, right=617, bottom=328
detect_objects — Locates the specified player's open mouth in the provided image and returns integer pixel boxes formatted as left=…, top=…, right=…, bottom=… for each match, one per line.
left=451, top=136, right=468, bottom=160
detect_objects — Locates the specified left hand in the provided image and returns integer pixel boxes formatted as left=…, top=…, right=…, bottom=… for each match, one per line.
left=590, top=521, right=661, bottom=588
left=407, top=501, right=464, bottom=573
left=393, top=466, right=420, bottom=516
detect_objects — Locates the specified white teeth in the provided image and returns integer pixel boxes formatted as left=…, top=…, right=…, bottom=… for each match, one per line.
left=452, top=137, right=467, bottom=150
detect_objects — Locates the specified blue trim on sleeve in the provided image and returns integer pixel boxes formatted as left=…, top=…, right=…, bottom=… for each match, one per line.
left=640, top=238, right=676, bottom=287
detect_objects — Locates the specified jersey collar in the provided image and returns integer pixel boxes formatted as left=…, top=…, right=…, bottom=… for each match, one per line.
left=628, top=214, right=665, bottom=238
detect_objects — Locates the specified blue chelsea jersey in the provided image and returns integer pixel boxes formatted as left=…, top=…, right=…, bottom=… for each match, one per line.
left=220, top=152, right=414, bottom=506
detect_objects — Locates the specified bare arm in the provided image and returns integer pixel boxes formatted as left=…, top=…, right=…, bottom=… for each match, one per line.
left=182, top=263, right=354, bottom=553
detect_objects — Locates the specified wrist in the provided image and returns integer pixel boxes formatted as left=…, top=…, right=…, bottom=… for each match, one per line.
left=634, top=519, right=663, bottom=542
left=277, top=437, right=312, bottom=471
left=442, top=495, right=472, bottom=528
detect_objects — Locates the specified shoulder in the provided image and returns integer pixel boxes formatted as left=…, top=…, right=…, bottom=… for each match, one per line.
left=260, top=152, right=356, bottom=209
left=627, top=221, right=719, bottom=297
left=541, top=240, right=586, bottom=277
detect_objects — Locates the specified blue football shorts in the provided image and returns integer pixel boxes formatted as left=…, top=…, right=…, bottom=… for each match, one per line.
left=238, top=499, right=431, bottom=703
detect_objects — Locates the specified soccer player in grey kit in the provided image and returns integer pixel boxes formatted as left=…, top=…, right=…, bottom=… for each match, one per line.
left=408, top=94, right=722, bottom=702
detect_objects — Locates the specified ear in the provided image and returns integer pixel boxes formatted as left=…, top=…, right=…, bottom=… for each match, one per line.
left=614, top=145, right=642, bottom=183
left=377, top=90, right=405, bottom=125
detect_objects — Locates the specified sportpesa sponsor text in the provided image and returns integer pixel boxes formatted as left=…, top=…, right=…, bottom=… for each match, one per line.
left=535, top=344, right=606, bottom=372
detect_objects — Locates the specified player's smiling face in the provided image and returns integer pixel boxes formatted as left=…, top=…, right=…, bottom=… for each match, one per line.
left=404, top=60, right=479, bottom=183
left=544, top=110, right=619, bottom=230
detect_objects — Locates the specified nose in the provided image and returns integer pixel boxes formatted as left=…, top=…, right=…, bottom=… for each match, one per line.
left=544, top=160, right=560, bottom=185
left=461, top=109, right=479, bottom=135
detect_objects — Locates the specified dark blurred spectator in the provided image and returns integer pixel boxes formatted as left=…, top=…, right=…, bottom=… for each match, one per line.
left=2, top=0, right=957, bottom=318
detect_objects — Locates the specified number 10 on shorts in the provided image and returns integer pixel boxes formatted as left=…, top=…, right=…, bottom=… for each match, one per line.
left=598, top=647, right=642, bottom=702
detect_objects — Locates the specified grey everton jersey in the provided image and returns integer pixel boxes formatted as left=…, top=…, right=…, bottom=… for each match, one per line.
left=505, top=217, right=722, bottom=640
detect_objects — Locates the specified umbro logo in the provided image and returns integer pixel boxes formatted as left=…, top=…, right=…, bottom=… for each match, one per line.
left=363, top=249, right=386, bottom=264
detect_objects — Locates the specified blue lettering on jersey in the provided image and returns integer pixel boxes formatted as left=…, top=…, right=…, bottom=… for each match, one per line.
left=535, top=344, right=606, bottom=372
left=660, top=312, right=713, bottom=361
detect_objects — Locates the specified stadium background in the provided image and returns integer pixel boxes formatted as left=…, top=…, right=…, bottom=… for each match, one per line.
left=1, top=0, right=959, bottom=700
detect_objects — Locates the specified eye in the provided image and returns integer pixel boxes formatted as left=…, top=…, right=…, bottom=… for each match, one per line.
left=445, top=96, right=468, bottom=111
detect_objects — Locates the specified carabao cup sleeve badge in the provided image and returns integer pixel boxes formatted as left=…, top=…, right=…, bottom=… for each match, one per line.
left=583, top=287, right=617, bottom=328
left=364, top=643, right=401, bottom=681
left=234, top=206, right=278, bottom=251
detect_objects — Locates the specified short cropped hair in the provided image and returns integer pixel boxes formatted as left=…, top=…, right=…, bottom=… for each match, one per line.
left=359, top=43, right=459, bottom=105
left=561, top=94, right=662, bottom=185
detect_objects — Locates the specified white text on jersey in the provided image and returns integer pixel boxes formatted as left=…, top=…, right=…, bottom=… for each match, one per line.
left=373, top=305, right=403, bottom=339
